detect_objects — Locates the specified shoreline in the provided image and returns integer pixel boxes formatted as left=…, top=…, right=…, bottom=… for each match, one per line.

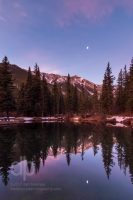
left=0, top=115, right=133, bottom=128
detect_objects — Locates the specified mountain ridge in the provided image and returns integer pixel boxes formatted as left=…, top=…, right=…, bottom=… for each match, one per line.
left=0, top=63, right=102, bottom=95
left=43, top=72, right=102, bottom=95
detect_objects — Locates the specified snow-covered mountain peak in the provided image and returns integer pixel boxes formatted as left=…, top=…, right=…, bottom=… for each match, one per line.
left=42, top=72, right=102, bottom=95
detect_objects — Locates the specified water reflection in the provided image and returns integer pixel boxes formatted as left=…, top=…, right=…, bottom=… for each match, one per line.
left=0, top=123, right=133, bottom=186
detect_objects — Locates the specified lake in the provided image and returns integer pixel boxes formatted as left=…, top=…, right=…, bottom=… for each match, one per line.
left=0, top=123, right=133, bottom=200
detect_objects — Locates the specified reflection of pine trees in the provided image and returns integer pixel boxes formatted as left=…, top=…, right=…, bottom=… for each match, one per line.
left=64, top=124, right=80, bottom=166
left=66, top=153, right=71, bottom=166
left=128, top=131, right=133, bottom=184
left=72, top=126, right=79, bottom=155
left=0, top=128, right=16, bottom=185
left=115, top=128, right=127, bottom=175
left=92, top=125, right=103, bottom=156
left=41, top=127, right=50, bottom=165
left=1, top=123, right=133, bottom=185
left=51, top=124, right=60, bottom=158
left=81, top=139, right=85, bottom=160
left=16, top=124, right=42, bottom=173
left=115, top=128, right=133, bottom=184
left=15, top=124, right=133, bottom=184
left=101, top=128, right=114, bottom=179
left=65, top=126, right=72, bottom=166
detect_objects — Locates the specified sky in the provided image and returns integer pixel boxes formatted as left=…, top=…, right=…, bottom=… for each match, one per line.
left=0, top=0, right=133, bottom=84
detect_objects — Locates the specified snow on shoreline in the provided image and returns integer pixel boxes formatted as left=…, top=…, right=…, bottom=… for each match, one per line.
left=24, top=117, right=33, bottom=121
left=107, top=116, right=133, bottom=123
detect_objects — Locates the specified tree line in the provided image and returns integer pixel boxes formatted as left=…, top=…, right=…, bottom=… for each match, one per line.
left=0, top=56, right=133, bottom=117
left=101, top=58, right=133, bottom=114
left=0, top=56, right=92, bottom=117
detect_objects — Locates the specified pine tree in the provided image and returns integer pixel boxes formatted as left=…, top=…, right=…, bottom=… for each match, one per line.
left=41, top=75, right=50, bottom=116
left=115, top=69, right=124, bottom=113
left=72, top=86, right=79, bottom=114
left=66, top=74, right=73, bottom=115
left=92, top=85, right=99, bottom=113
left=123, top=65, right=129, bottom=112
left=52, top=81, right=59, bottom=115
left=79, top=85, right=92, bottom=115
left=32, top=64, right=42, bottom=116
left=58, top=86, right=65, bottom=114
left=101, top=63, right=114, bottom=114
left=126, top=58, right=133, bottom=113
left=79, top=86, right=86, bottom=114
left=0, top=56, right=16, bottom=118
left=24, top=67, right=34, bottom=116
left=17, top=83, right=26, bottom=115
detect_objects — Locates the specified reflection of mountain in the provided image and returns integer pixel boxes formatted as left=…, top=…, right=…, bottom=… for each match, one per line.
left=46, top=138, right=93, bottom=156
left=0, top=123, right=133, bottom=185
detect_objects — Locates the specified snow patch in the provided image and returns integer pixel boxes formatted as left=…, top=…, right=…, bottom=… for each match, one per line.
left=72, top=117, right=80, bottom=123
left=107, top=116, right=133, bottom=123
left=23, top=117, right=33, bottom=121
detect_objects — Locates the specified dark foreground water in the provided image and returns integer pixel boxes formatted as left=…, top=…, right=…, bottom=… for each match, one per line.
left=0, top=123, right=133, bottom=200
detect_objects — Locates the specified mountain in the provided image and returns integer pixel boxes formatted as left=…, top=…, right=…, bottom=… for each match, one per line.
left=0, top=63, right=102, bottom=95
left=43, top=73, right=102, bottom=95
left=0, top=63, right=27, bottom=87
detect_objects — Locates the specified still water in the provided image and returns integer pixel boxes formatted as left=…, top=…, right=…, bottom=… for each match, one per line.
left=0, top=123, right=133, bottom=200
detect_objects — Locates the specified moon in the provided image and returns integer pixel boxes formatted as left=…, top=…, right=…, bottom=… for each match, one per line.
left=86, top=46, right=90, bottom=50
left=86, top=180, right=89, bottom=184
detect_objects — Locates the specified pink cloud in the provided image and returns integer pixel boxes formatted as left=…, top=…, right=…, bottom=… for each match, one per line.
left=0, top=0, right=28, bottom=25
left=1, top=0, right=133, bottom=27
left=0, top=0, right=3, bottom=14
left=121, top=0, right=133, bottom=10
left=65, top=0, right=113, bottom=19
left=56, top=0, right=133, bottom=26
left=12, top=1, right=28, bottom=18
left=56, top=0, right=113, bottom=26
left=0, top=0, right=7, bottom=23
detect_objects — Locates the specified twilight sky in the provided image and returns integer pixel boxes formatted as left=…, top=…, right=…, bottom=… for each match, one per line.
left=0, top=0, right=133, bottom=83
